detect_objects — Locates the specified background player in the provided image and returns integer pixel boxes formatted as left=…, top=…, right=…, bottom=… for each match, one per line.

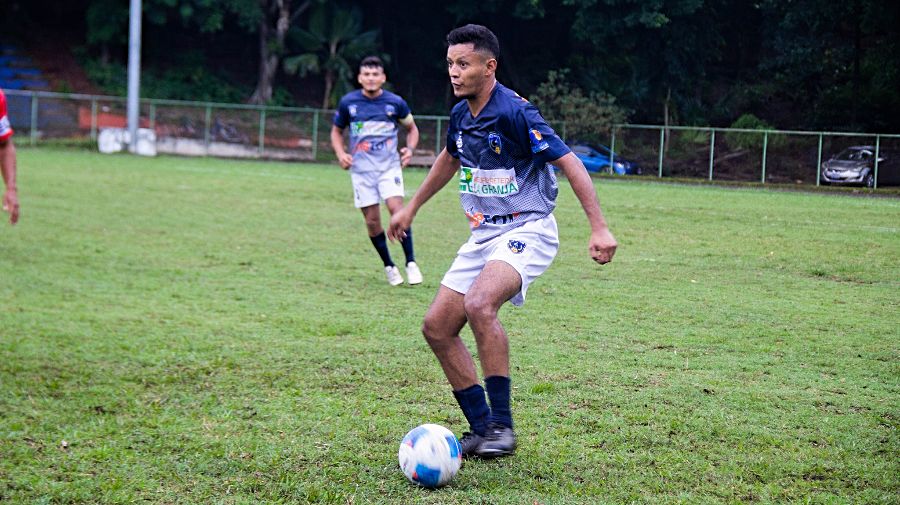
left=0, top=88, right=19, bottom=226
left=331, top=56, right=421, bottom=286
left=388, top=25, right=617, bottom=458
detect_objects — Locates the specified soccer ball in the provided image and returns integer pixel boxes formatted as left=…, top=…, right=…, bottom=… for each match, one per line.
left=398, top=423, right=462, bottom=488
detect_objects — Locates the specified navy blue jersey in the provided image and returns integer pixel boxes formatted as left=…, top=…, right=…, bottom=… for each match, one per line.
left=334, top=90, right=411, bottom=173
left=446, top=82, right=570, bottom=243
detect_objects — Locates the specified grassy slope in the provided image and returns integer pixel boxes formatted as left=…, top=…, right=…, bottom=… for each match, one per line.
left=0, top=149, right=897, bottom=504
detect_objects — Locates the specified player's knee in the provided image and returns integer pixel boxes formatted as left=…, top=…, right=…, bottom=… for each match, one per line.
left=463, top=294, right=497, bottom=326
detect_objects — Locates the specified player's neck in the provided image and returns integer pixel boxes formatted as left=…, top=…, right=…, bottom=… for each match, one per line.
left=362, top=88, right=384, bottom=99
left=466, top=79, right=497, bottom=118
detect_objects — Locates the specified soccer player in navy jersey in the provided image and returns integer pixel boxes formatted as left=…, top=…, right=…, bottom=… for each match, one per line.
left=388, top=25, right=617, bottom=457
left=331, top=56, right=421, bottom=286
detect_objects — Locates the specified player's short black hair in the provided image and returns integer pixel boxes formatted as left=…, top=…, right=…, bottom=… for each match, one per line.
left=446, top=24, right=500, bottom=61
left=359, top=56, right=384, bottom=71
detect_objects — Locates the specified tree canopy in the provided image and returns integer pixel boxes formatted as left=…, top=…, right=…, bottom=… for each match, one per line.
left=3, top=0, right=899, bottom=132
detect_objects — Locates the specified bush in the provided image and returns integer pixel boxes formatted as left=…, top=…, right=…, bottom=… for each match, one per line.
left=530, top=69, right=627, bottom=143
left=725, top=113, right=782, bottom=150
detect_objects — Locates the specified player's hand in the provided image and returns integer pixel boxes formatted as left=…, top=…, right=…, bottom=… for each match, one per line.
left=400, top=147, right=413, bottom=167
left=589, top=227, right=617, bottom=265
left=388, top=207, right=413, bottom=242
left=2, top=188, right=18, bottom=226
left=338, top=153, right=353, bottom=170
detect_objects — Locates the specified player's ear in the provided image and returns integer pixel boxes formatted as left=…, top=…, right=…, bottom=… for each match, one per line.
left=485, top=57, right=497, bottom=76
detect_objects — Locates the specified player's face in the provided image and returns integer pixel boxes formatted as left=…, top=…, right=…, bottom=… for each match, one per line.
left=358, top=66, right=386, bottom=94
left=447, top=44, right=496, bottom=100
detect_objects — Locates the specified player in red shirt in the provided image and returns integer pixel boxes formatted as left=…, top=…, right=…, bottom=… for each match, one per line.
left=0, top=89, right=19, bottom=225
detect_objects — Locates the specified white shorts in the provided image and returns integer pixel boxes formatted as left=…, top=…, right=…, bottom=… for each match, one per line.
left=441, top=214, right=559, bottom=307
left=350, top=167, right=405, bottom=208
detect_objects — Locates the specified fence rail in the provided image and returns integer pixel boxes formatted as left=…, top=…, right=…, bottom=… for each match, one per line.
left=5, top=90, right=900, bottom=189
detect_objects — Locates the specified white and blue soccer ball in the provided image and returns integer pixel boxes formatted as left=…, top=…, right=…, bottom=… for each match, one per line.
left=398, top=423, right=462, bottom=488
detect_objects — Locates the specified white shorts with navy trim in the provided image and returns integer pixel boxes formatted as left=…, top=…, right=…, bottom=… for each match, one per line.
left=350, top=167, right=405, bottom=208
left=441, top=214, right=559, bottom=306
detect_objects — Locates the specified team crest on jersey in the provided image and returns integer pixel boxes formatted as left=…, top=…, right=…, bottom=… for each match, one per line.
left=456, top=131, right=463, bottom=150
left=508, top=240, right=527, bottom=254
left=488, top=132, right=502, bottom=154
left=385, top=104, right=396, bottom=117
left=349, top=105, right=358, bottom=117
left=529, top=129, right=549, bottom=153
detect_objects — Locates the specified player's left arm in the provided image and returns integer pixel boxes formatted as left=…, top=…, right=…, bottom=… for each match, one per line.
left=551, top=152, right=616, bottom=265
left=398, top=114, right=419, bottom=167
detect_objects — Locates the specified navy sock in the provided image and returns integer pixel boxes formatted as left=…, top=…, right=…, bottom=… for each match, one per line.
left=400, top=227, right=415, bottom=265
left=485, top=375, right=513, bottom=428
left=452, top=384, right=490, bottom=436
left=369, top=232, right=394, bottom=267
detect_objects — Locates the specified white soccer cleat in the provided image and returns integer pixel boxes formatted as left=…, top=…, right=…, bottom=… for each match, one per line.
left=385, top=265, right=404, bottom=286
left=405, top=261, right=423, bottom=285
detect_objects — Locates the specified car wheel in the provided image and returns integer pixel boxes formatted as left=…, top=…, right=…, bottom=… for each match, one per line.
left=865, top=173, right=875, bottom=188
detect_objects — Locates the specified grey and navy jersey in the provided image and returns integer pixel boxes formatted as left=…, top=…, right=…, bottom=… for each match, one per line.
left=333, top=90, right=411, bottom=173
left=446, top=82, right=570, bottom=243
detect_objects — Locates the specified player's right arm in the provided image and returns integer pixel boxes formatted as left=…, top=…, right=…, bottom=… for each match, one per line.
left=387, top=148, right=460, bottom=241
left=329, top=125, right=353, bottom=170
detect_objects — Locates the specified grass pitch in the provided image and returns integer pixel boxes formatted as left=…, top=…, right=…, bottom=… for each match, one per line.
left=1, top=148, right=898, bottom=504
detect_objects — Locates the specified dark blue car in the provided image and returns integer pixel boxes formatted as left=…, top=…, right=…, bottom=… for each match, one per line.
left=568, top=143, right=640, bottom=175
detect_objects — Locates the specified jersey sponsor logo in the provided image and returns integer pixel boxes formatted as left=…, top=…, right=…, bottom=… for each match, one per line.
left=351, top=121, right=396, bottom=137
left=459, top=167, right=519, bottom=197
left=488, top=131, right=502, bottom=154
left=465, top=207, right=519, bottom=229
left=529, top=129, right=550, bottom=153
left=0, top=115, right=10, bottom=136
left=508, top=240, right=527, bottom=254
left=353, top=138, right=396, bottom=153
left=385, top=104, right=396, bottom=117
left=455, top=130, right=463, bottom=150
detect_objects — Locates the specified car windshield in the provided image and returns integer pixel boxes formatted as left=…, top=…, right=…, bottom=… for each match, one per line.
left=835, top=148, right=873, bottom=161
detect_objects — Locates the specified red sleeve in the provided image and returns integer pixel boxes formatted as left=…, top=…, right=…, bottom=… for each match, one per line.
left=0, top=90, right=14, bottom=141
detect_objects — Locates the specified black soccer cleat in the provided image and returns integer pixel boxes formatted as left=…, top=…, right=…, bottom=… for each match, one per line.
left=459, top=431, right=485, bottom=459
left=475, top=423, right=516, bottom=458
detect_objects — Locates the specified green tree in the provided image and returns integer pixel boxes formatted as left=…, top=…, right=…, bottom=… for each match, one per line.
left=282, top=3, right=380, bottom=108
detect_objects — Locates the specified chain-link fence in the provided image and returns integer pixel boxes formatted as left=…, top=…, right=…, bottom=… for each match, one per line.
left=6, top=90, right=899, bottom=189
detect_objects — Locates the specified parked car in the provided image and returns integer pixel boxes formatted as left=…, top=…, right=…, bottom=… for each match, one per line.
left=821, top=146, right=900, bottom=187
left=568, top=142, right=641, bottom=175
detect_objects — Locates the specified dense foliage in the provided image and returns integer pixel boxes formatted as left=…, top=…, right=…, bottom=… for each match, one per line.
left=3, top=0, right=899, bottom=131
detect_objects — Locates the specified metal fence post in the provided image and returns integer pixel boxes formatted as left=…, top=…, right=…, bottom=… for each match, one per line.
left=609, top=128, right=616, bottom=173
left=561, top=121, right=567, bottom=141
left=30, top=92, right=38, bottom=146
left=149, top=102, right=156, bottom=131
left=204, top=104, right=212, bottom=153
left=657, top=128, right=665, bottom=178
left=311, top=110, right=319, bottom=160
left=873, top=135, right=881, bottom=190
left=761, top=131, right=768, bottom=183
left=90, top=97, right=98, bottom=141
left=435, top=117, right=442, bottom=155
left=708, top=129, right=716, bottom=181
left=258, top=108, right=266, bottom=154
left=816, top=134, right=823, bottom=186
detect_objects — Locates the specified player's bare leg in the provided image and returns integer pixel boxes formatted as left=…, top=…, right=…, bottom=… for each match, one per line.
left=422, top=285, right=486, bottom=455
left=463, top=260, right=522, bottom=457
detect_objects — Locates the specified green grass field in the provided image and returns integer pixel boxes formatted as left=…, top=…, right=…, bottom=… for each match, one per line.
left=1, top=148, right=898, bottom=504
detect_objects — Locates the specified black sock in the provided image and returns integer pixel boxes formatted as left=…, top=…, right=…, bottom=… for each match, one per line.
left=369, top=232, right=394, bottom=267
left=485, top=375, right=512, bottom=428
left=400, top=227, right=415, bottom=265
left=452, top=384, right=490, bottom=436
